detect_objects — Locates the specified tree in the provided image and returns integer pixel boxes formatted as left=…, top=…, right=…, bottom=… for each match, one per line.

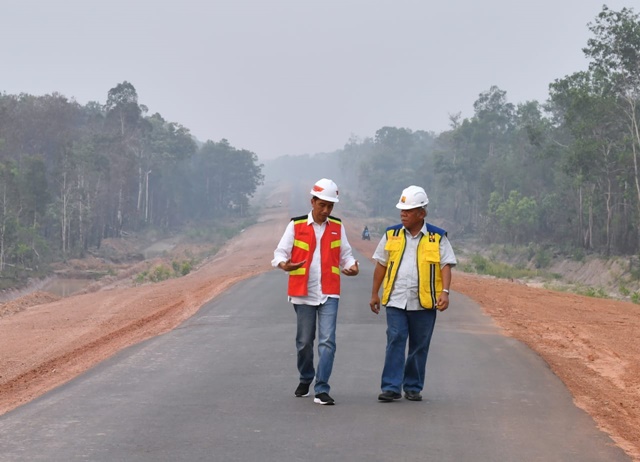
left=0, top=161, right=18, bottom=271
left=358, top=127, right=435, bottom=217
left=549, top=70, right=626, bottom=252
left=192, top=140, right=264, bottom=219
left=104, top=82, right=145, bottom=236
left=105, top=81, right=142, bottom=137
left=488, top=190, right=538, bottom=245
left=584, top=5, right=640, bottom=250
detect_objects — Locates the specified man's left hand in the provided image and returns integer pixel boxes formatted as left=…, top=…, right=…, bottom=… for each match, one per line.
left=436, top=292, right=449, bottom=311
left=342, top=261, right=359, bottom=276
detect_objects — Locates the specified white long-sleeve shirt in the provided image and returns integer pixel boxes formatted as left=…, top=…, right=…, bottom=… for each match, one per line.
left=272, top=212, right=357, bottom=305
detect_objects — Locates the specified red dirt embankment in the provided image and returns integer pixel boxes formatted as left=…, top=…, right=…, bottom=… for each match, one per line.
left=0, top=194, right=638, bottom=460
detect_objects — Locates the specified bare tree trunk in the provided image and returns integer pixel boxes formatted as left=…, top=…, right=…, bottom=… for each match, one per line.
left=601, top=143, right=615, bottom=256
left=0, top=183, right=6, bottom=271
left=578, top=185, right=584, bottom=247
left=588, top=198, right=594, bottom=250
left=117, top=186, right=123, bottom=237
left=77, top=173, right=85, bottom=251
left=605, top=175, right=613, bottom=255
left=61, top=171, right=68, bottom=255
left=624, top=97, right=640, bottom=251
left=145, top=170, right=151, bottom=223
left=137, top=165, right=143, bottom=212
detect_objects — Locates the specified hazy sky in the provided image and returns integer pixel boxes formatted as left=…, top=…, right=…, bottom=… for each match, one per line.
left=1, top=1, right=635, bottom=160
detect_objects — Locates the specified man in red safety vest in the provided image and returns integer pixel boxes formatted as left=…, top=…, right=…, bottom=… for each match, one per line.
left=273, top=178, right=359, bottom=405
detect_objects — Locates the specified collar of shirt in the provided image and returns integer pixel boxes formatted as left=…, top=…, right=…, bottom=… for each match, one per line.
left=402, top=222, right=427, bottom=238
left=306, top=211, right=327, bottom=227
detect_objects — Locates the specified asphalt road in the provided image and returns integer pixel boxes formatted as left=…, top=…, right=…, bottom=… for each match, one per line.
left=0, top=246, right=630, bottom=462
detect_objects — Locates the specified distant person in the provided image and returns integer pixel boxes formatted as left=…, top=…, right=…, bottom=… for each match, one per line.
left=272, top=178, right=359, bottom=405
left=369, top=185, right=456, bottom=402
left=362, top=225, right=370, bottom=240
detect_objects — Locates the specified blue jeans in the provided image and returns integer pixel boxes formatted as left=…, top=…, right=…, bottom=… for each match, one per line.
left=294, top=297, right=338, bottom=394
left=381, top=306, right=437, bottom=393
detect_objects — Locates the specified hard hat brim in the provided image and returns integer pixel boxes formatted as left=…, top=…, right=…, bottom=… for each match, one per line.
left=396, top=202, right=424, bottom=210
left=312, top=194, right=339, bottom=203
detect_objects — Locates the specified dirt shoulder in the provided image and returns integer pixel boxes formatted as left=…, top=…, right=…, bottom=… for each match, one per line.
left=0, top=186, right=292, bottom=417
left=344, top=219, right=639, bottom=461
left=0, top=204, right=637, bottom=461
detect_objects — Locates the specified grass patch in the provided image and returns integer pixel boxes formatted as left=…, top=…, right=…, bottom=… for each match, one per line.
left=463, top=254, right=542, bottom=280
left=134, top=257, right=196, bottom=284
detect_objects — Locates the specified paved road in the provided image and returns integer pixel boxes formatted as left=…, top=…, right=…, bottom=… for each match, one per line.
left=0, top=248, right=630, bottom=461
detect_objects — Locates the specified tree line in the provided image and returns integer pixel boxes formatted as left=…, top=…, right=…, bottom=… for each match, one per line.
left=3, top=5, right=639, bottom=279
left=321, top=5, right=640, bottom=257
left=0, top=82, right=264, bottom=273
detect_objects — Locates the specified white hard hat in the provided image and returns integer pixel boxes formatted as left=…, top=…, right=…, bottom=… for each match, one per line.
left=310, top=178, right=340, bottom=202
left=396, top=185, right=429, bottom=210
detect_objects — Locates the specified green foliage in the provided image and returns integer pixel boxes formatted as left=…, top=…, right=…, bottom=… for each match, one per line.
left=190, top=140, right=264, bottom=220
left=5, top=6, right=640, bottom=290
left=0, top=82, right=263, bottom=289
left=488, top=190, right=539, bottom=244
left=179, top=261, right=192, bottom=276
left=572, top=247, right=586, bottom=262
left=533, top=248, right=552, bottom=269
left=356, top=127, right=437, bottom=217
left=575, top=285, right=609, bottom=299
left=171, top=259, right=192, bottom=276
left=466, top=253, right=541, bottom=279
left=135, top=258, right=194, bottom=284
left=471, top=254, right=489, bottom=273
left=149, top=265, right=172, bottom=282
left=134, top=271, right=148, bottom=284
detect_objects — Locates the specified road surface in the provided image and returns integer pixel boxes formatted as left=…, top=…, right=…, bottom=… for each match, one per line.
left=0, top=247, right=629, bottom=461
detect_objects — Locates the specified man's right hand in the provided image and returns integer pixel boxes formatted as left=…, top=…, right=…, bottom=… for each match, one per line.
left=370, top=295, right=381, bottom=314
left=278, top=259, right=306, bottom=272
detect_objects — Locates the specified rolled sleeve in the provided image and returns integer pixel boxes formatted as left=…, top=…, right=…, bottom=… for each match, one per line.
left=339, top=223, right=357, bottom=269
left=272, top=220, right=294, bottom=267
left=439, top=235, right=457, bottom=268
left=372, top=234, right=388, bottom=266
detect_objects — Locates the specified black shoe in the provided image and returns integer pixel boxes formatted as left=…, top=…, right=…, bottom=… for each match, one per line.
left=405, top=390, right=422, bottom=401
left=295, top=382, right=310, bottom=397
left=378, top=391, right=402, bottom=402
left=314, top=392, right=335, bottom=405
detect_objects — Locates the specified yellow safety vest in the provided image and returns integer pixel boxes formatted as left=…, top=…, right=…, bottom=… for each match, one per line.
left=381, top=223, right=445, bottom=309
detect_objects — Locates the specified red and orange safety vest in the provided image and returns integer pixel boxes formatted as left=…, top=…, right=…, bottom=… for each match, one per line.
left=288, top=215, right=342, bottom=297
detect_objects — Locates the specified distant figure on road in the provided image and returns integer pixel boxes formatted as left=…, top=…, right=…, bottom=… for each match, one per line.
left=272, top=178, right=359, bottom=406
left=369, top=185, right=456, bottom=402
left=362, top=225, right=370, bottom=240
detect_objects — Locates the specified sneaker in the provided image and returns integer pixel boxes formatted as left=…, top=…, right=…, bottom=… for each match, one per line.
left=295, top=382, right=311, bottom=397
left=378, top=391, right=402, bottom=402
left=405, top=390, right=422, bottom=401
left=314, top=392, right=335, bottom=405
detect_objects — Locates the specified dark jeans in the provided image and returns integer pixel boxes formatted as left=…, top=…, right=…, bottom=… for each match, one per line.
left=381, top=306, right=437, bottom=393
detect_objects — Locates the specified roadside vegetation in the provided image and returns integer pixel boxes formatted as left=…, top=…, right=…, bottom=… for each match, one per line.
left=265, top=6, right=640, bottom=304
left=455, top=242, right=640, bottom=304
left=0, top=82, right=264, bottom=292
left=4, top=5, right=640, bottom=304
left=131, top=214, right=259, bottom=285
